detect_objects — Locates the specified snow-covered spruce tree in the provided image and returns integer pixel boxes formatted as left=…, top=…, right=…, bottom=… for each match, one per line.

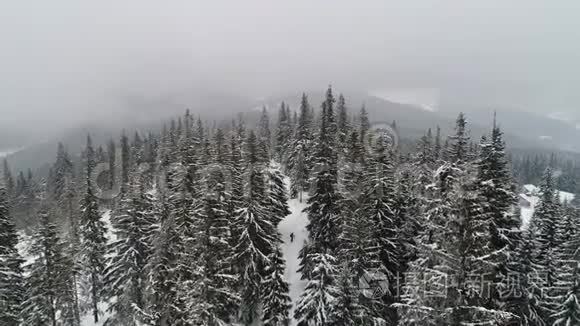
left=400, top=114, right=516, bottom=325
left=233, top=131, right=276, bottom=325
left=2, top=159, right=14, bottom=196
left=412, top=131, right=435, bottom=198
left=358, top=132, right=399, bottom=324
left=258, top=106, right=272, bottom=161
left=433, top=125, right=442, bottom=163
left=333, top=263, right=362, bottom=326
left=103, top=174, right=157, bottom=325
left=297, top=239, right=316, bottom=281
left=107, top=139, right=116, bottom=191
left=131, top=131, right=144, bottom=167
left=22, top=207, right=77, bottom=326
left=59, top=160, right=82, bottom=326
left=227, top=121, right=246, bottom=245
left=447, top=112, right=471, bottom=164
left=120, top=131, right=131, bottom=194
left=261, top=246, right=291, bottom=326
left=48, top=142, right=74, bottom=202
left=433, top=169, right=514, bottom=324
left=337, top=131, right=376, bottom=279
left=336, top=129, right=364, bottom=217
left=477, top=121, right=521, bottom=309
left=182, top=136, right=240, bottom=326
left=549, top=203, right=579, bottom=325
left=0, top=186, right=24, bottom=326
left=336, top=93, right=350, bottom=155
left=530, top=168, right=563, bottom=322
left=498, top=227, right=545, bottom=326
left=79, top=135, right=108, bottom=323
left=275, top=102, right=292, bottom=165
left=266, top=162, right=291, bottom=227
left=287, top=93, right=313, bottom=201
left=395, top=168, right=421, bottom=274
left=144, top=193, right=186, bottom=325
left=156, top=153, right=204, bottom=322
left=304, top=88, right=341, bottom=254
left=552, top=266, right=580, bottom=326
left=294, top=252, right=341, bottom=326
left=358, top=104, right=370, bottom=151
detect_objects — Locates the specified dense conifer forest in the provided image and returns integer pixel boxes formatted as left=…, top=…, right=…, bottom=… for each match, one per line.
left=1, top=87, right=580, bottom=325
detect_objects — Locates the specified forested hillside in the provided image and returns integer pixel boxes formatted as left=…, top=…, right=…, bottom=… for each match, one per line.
left=1, top=87, right=579, bottom=325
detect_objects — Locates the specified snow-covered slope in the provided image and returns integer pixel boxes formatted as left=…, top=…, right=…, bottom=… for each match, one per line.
left=519, top=186, right=575, bottom=229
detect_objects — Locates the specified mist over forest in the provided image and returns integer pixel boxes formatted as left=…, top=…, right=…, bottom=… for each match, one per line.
left=1, top=2, right=580, bottom=326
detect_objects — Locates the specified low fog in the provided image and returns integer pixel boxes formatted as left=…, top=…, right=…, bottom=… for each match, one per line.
left=2, top=0, right=580, bottom=148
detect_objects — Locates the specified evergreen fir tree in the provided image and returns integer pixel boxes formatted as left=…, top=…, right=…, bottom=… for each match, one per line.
left=22, top=207, right=77, bottom=326
left=49, top=142, right=73, bottom=202
left=266, top=162, right=291, bottom=227
left=530, top=168, right=562, bottom=321
left=332, top=263, right=362, bottom=326
left=359, top=132, right=399, bottom=324
left=447, top=113, right=470, bottom=164
left=304, top=98, right=341, bottom=253
left=0, top=186, right=24, bottom=326
left=433, top=125, right=442, bottom=162
left=120, top=132, right=131, bottom=194
left=294, top=253, right=341, bottom=326
left=2, top=159, right=14, bottom=196
left=359, top=104, right=370, bottom=147
left=233, top=131, right=276, bottom=324
left=228, top=122, right=245, bottom=241
left=336, top=93, right=350, bottom=154
left=287, top=93, right=313, bottom=202
left=144, top=193, right=186, bottom=325
left=275, top=102, right=292, bottom=164
left=477, top=120, right=521, bottom=309
left=79, top=135, right=108, bottom=323
left=183, top=140, right=240, bottom=326
left=499, top=228, right=545, bottom=326
left=552, top=267, right=580, bottom=326
left=107, top=139, right=116, bottom=191
left=103, top=175, right=157, bottom=325
left=259, top=106, right=272, bottom=160
left=261, top=247, right=292, bottom=326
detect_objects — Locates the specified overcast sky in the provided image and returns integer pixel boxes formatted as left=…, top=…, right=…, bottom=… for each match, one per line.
left=2, top=0, right=580, bottom=144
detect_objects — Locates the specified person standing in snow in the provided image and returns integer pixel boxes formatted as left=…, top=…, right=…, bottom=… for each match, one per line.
left=290, top=233, right=295, bottom=243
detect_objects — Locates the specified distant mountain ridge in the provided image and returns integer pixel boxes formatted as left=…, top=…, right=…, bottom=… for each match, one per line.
left=4, top=89, right=578, bottom=174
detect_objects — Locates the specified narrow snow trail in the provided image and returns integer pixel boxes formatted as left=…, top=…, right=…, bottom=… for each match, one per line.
left=278, top=191, right=309, bottom=326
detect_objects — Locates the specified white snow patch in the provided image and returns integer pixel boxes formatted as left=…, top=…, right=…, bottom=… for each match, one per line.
left=547, top=111, right=574, bottom=122
left=278, top=178, right=309, bottom=326
left=522, top=184, right=539, bottom=195
left=519, top=185, right=575, bottom=229
left=0, top=149, right=20, bottom=158
left=538, top=135, right=553, bottom=141
left=370, top=88, right=440, bottom=112
left=80, top=303, right=113, bottom=326
left=101, top=209, right=115, bottom=242
left=16, top=232, right=34, bottom=268
left=558, top=190, right=575, bottom=203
